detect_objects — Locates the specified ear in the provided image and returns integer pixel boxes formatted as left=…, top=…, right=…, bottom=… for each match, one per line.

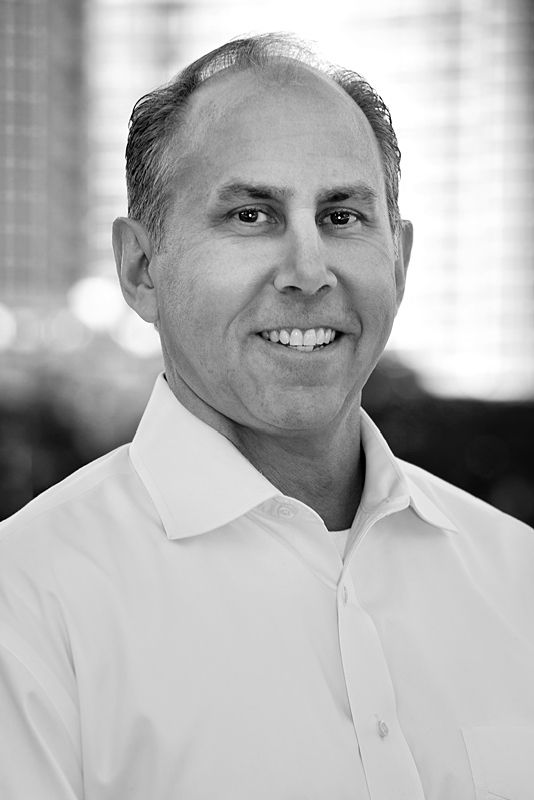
left=394, top=219, right=413, bottom=309
left=112, top=217, right=158, bottom=324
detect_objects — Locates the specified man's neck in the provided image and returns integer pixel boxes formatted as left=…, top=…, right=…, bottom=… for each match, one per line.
left=226, top=406, right=364, bottom=531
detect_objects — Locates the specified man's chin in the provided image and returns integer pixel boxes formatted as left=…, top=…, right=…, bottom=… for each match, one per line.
left=249, top=390, right=358, bottom=437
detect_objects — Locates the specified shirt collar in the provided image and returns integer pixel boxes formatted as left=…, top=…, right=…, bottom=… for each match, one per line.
left=360, top=411, right=458, bottom=533
left=130, top=373, right=458, bottom=539
left=129, top=374, right=279, bottom=539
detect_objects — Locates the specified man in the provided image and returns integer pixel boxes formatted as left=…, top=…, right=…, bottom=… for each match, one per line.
left=1, top=33, right=533, bottom=800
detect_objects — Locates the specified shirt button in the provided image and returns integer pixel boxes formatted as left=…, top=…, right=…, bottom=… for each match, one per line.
left=276, top=503, right=296, bottom=519
left=342, top=585, right=348, bottom=605
left=377, top=719, right=389, bottom=738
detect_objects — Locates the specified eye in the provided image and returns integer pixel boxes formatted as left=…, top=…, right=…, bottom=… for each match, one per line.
left=329, top=210, right=353, bottom=226
left=235, top=207, right=271, bottom=224
left=319, top=208, right=363, bottom=228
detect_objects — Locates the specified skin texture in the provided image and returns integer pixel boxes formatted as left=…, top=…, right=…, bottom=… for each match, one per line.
left=113, top=66, right=413, bottom=529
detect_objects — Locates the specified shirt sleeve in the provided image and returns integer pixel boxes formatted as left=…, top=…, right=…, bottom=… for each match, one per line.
left=0, top=533, right=84, bottom=800
left=0, top=636, right=83, bottom=800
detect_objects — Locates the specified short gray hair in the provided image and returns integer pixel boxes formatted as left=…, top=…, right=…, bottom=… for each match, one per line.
left=126, top=33, right=402, bottom=251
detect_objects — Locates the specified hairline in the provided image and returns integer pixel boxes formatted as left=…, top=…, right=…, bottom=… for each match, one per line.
left=126, top=36, right=402, bottom=253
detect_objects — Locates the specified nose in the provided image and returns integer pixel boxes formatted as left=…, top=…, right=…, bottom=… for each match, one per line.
left=273, top=219, right=337, bottom=295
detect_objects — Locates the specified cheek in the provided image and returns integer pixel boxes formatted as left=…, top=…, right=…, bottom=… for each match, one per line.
left=370, top=278, right=398, bottom=319
left=156, top=266, right=239, bottom=370
left=154, top=272, right=198, bottom=362
left=347, top=259, right=398, bottom=325
left=159, top=235, right=261, bottom=308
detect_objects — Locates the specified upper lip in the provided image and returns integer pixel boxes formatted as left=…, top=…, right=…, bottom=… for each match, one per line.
left=257, top=324, right=345, bottom=333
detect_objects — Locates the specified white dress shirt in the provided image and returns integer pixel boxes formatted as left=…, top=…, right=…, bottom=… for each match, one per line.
left=1, top=374, right=533, bottom=800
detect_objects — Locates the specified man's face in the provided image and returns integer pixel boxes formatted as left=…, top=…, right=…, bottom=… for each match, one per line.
left=150, top=68, right=408, bottom=436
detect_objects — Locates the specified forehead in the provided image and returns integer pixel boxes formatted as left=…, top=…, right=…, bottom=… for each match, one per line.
left=174, top=64, right=385, bottom=196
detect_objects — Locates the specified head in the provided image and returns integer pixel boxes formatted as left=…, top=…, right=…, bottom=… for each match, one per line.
left=113, top=34, right=413, bottom=440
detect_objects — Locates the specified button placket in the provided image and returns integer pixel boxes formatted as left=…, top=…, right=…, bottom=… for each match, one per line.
left=336, top=577, right=425, bottom=798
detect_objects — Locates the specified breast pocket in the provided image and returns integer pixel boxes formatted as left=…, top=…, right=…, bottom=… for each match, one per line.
left=462, top=725, right=534, bottom=800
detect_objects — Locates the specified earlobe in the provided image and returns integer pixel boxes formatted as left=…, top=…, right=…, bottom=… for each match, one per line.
left=394, top=219, right=413, bottom=309
left=112, top=217, right=159, bottom=324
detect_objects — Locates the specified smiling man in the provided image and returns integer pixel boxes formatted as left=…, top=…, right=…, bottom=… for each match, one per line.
left=1, top=34, right=533, bottom=800
left=116, top=58, right=410, bottom=532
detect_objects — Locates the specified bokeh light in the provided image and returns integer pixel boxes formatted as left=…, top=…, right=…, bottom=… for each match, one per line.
left=112, top=309, right=161, bottom=357
left=68, top=276, right=124, bottom=333
left=0, top=303, right=16, bottom=351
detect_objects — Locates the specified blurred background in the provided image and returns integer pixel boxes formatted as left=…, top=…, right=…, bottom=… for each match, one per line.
left=1, top=0, right=533, bottom=524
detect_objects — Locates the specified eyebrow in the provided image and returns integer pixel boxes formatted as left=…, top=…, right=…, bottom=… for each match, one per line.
left=214, top=181, right=378, bottom=206
left=318, top=184, right=378, bottom=205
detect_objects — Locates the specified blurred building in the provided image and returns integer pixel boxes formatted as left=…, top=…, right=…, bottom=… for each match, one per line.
left=85, top=0, right=189, bottom=278
left=0, top=0, right=87, bottom=311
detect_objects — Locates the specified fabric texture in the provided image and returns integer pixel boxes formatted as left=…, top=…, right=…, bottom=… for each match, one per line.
left=1, top=373, right=533, bottom=800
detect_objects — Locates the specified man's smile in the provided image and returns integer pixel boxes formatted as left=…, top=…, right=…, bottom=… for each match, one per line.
left=259, top=326, right=339, bottom=353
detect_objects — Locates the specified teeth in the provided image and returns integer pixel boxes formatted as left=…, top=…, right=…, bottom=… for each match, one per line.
left=279, top=329, right=290, bottom=345
left=303, top=328, right=316, bottom=347
left=260, top=326, right=339, bottom=350
left=289, top=329, right=303, bottom=346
